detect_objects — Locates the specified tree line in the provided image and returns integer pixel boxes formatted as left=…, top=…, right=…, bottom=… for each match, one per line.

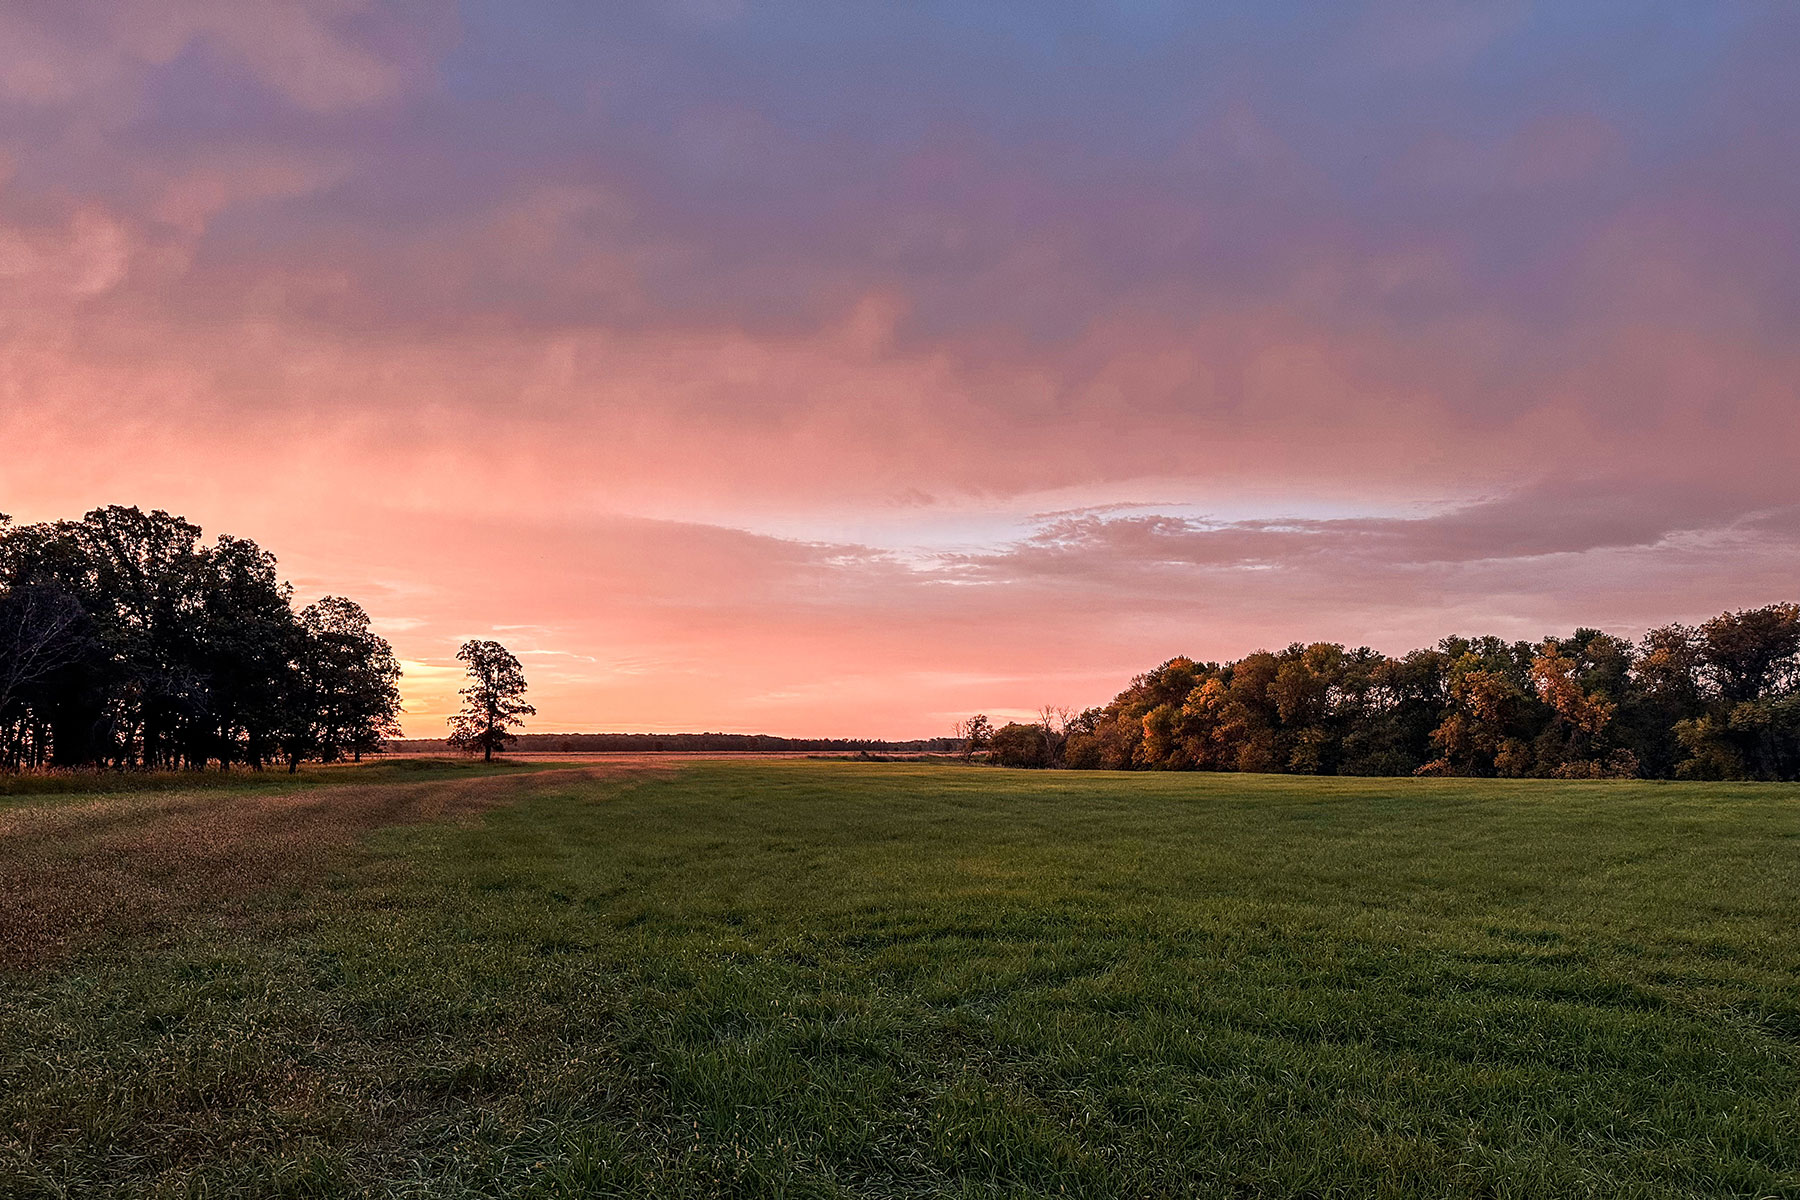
left=967, top=604, right=1800, bottom=780
left=0, top=506, right=402, bottom=772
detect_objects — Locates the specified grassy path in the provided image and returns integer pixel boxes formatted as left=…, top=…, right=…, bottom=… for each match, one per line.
left=3, top=762, right=1798, bottom=1196
left=0, top=761, right=655, bottom=969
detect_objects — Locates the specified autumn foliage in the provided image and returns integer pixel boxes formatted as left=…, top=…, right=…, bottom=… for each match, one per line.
left=999, top=605, right=1800, bottom=780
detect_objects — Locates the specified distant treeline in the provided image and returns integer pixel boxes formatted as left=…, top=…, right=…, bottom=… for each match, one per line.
left=980, top=604, right=1800, bottom=780
left=393, top=732, right=960, bottom=754
left=0, top=506, right=401, bottom=772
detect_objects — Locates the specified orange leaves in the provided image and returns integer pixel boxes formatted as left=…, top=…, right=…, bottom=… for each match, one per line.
left=1530, top=645, right=1615, bottom=736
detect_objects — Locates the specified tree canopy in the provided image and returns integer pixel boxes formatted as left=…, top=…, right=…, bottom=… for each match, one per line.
left=990, top=604, right=1800, bottom=780
left=0, top=506, right=401, bottom=772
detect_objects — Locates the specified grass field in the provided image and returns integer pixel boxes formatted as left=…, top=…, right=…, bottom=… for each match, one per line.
left=2, top=761, right=1798, bottom=1198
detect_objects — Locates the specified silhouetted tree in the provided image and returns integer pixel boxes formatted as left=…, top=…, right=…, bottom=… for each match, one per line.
left=199, top=535, right=300, bottom=769
left=301, top=597, right=403, bottom=762
left=0, top=581, right=91, bottom=769
left=0, top=506, right=403, bottom=773
left=276, top=597, right=403, bottom=772
left=447, top=639, right=534, bottom=762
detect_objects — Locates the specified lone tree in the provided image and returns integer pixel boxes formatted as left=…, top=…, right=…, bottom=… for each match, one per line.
left=447, top=639, right=535, bottom=762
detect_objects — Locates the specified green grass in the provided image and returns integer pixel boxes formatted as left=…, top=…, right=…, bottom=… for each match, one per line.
left=3, top=762, right=1799, bottom=1197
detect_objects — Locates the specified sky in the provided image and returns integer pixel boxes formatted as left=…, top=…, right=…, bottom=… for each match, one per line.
left=3, top=2, right=1799, bottom=738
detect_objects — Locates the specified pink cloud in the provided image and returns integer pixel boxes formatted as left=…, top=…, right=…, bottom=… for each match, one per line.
left=4, top=4, right=1799, bottom=736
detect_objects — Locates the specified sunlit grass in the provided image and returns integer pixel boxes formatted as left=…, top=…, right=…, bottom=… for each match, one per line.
left=3, top=762, right=1797, bottom=1197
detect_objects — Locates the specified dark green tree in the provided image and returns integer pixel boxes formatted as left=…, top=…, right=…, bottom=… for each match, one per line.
left=199, top=535, right=300, bottom=769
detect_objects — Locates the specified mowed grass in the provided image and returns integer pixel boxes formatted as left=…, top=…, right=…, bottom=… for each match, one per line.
left=3, top=763, right=1799, bottom=1198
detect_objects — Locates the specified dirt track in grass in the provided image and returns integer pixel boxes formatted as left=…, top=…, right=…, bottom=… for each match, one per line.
left=0, top=765, right=657, bottom=971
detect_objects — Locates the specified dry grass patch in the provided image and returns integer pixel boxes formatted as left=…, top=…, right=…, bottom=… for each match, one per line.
left=0, top=763, right=657, bottom=969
